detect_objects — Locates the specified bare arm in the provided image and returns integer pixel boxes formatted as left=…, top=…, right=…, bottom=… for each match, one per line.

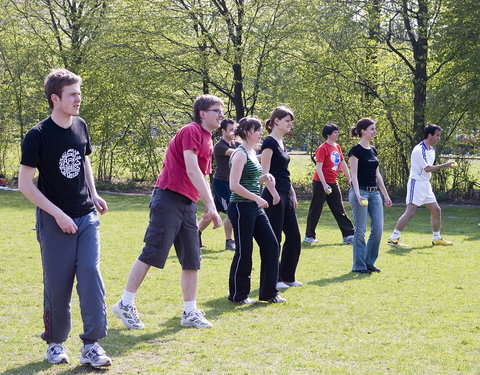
left=316, top=162, right=330, bottom=192
left=348, top=156, right=366, bottom=206
left=340, top=160, right=352, bottom=184
left=260, top=148, right=280, bottom=205
left=18, top=164, right=78, bottom=233
left=424, top=161, right=456, bottom=173
left=84, top=156, right=108, bottom=214
left=184, top=149, right=221, bottom=228
left=229, top=151, right=268, bottom=208
left=376, top=168, right=392, bottom=206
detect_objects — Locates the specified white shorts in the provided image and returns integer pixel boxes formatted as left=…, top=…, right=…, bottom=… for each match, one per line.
left=406, top=179, right=436, bottom=206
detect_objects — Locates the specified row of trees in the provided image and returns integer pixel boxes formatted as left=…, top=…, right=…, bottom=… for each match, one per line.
left=1, top=0, right=479, bottom=197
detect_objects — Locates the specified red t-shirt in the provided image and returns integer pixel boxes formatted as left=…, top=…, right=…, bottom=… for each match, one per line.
left=155, top=122, right=213, bottom=202
left=313, top=142, right=344, bottom=183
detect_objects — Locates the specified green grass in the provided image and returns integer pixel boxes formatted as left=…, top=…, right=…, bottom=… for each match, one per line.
left=1, top=189, right=480, bottom=374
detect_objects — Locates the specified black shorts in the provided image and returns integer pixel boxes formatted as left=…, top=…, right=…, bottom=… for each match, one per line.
left=139, top=188, right=201, bottom=270
left=212, top=178, right=231, bottom=213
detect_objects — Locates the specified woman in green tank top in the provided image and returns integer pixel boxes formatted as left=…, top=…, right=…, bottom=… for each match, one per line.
left=227, top=117, right=286, bottom=304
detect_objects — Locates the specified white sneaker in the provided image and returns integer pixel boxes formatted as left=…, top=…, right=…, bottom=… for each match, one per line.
left=276, top=281, right=290, bottom=289
left=269, top=295, right=287, bottom=303
left=181, top=309, right=212, bottom=328
left=303, top=237, right=318, bottom=244
left=45, top=343, right=69, bottom=364
left=342, top=235, right=354, bottom=245
left=80, top=342, right=112, bottom=368
left=240, top=298, right=257, bottom=304
left=112, top=300, right=145, bottom=329
left=284, top=280, right=303, bottom=287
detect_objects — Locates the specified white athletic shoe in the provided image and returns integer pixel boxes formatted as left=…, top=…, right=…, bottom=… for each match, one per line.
left=276, top=281, right=290, bottom=289
left=112, top=300, right=145, bottom=329
left=304, top=237, right=318, bottom=244
left=269, top=295, right=287, bottom=303
left=80, top=343, right=111, bottom=368
left=45, top=343, right=69, bottom=364
left=181, top=309, right=212, bottom=328
left=240, top=298, right=257, bottom=304
left=284, top=280, right=303, bottom=287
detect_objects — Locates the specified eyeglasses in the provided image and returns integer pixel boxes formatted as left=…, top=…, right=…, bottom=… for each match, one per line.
left=205, top=109, right=224, bottom=115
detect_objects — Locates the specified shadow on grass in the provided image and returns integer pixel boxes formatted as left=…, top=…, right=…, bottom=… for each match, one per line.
left=308, top=271, right=371, bottom=287
left=386, top=244, right=443, bottom=255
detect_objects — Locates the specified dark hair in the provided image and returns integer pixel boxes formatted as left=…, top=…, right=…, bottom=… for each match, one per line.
left=265, top=106, right=294, bottom=134
left=220, top=118, right=235, bottom=131
left=423, top=124, right=443, bottom=139
left=322, top=123, right=339, bottom=139
left=235, top=117, right=262, bottom=140
left=193, top=94, right=224, bottom=124
left=44, top=68, right=82, bottom=109
left=351, top=117, right=376, bottom=137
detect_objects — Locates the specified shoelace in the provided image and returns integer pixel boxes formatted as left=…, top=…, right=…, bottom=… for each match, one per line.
left=127, top=305, right=141, bottom=321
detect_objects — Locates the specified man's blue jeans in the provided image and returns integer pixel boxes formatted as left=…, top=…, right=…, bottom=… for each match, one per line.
left=348, top=189, right=384, bottom=271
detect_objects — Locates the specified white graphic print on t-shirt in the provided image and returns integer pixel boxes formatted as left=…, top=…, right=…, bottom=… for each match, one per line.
left=59, top=149, right=81, bottom=178
left=330, top=150, right=340, bottom=171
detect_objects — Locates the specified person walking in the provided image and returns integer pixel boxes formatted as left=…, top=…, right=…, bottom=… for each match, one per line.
left=18, top=68, right=112, bottom=367
left=304, top=123, right=355, bottom=245
left=112, top=94, right=223, bottom=330
left=261, top=106, right=303, bottom=290
left=198, top=118, right=240, bottom=250
left=228, top=117, right=285, bottom=304
left=348, top=118, right=392, bottom=274
left=387, top=124, right=456, bottom=248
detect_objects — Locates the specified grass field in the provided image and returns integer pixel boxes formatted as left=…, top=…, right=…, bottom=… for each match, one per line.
left=1, top=189, right=480, bottom=374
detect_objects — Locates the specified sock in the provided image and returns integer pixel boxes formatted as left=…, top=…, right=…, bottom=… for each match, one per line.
left=184, top=300, right=196, bottom=314
left=433, top=231, right=441, bottom=240
left=122, top=290, right=136, bottom=306
left=390, top=229, right=401, bottom=240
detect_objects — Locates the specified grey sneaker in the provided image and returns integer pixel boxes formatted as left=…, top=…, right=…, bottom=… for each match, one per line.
left=269, top=295, right=287, bottom=303
left=181, top=309, right=212, bottom=328
left=303, top=237, right=318, bottom=244
left=240, top=298, right=257, bottom=304
left=80, top=342, right=111, bottom=368
left=225, top=239, right=236, bottom=251
left=276, top=281, right=290, bottom=289
left=112, top=300, right=145, bottom=329
left=284, top=280, right=303, bottom=287
left=45, top=343, right=69, bottom=364
left=343, top=235, right=354, bottom=245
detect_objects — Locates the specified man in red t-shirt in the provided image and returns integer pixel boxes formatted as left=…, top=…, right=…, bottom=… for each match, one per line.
left=304, top=123, right=354, bottom=245
left=113, top=95, right=223, bottom=330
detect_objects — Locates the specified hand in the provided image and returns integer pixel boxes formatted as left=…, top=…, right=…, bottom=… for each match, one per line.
left=292, top=197, right=298, bottom=210
left=203, top=203, right=222, bottom=229
left=55, top=212, right=78, bottom=234
left=255, top=197, right=269, bottom=208
left=260, top=173, right=275, bottom=185
left=384, top=196, right=393, bottom=207
left=93, top=195, right=108, bottom=214
left=448, top=161, right=458, bottom=168
left=272, top=192, right=281, bottom=205
left=357, top=196, right=368, bottom=207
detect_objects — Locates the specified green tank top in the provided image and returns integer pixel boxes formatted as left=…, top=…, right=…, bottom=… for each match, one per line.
left=229, top=145, right=262, bottom=202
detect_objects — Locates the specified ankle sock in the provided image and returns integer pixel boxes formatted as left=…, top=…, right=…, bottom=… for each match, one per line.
left=122, top=290, right=136, bottom=306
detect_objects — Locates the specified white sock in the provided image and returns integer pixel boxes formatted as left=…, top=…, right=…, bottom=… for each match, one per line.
left=433, top=231, right=441, bottom=240
left=184, top=300, right=196, bottom=313
left=390, top=229, right=401, bottom=240
left=122, top=290, right=136, bottom=306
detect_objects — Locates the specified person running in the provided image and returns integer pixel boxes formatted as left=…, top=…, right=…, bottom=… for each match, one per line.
left=18, top=68, right=111, bottom=367
left=228, top=117, right=285, bottom=304
left=198, top=118, right=240, bottom=250
left=112, top=94, right=223, bottom=330
left=304, top=123, right=355, bottom=245
left=387, top=124, right=456, bottom=248
left=261, top=106, right=303, bottom=290
left=348, top=118, right=392, bottom=274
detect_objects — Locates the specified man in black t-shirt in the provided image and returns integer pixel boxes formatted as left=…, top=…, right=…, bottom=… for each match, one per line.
left=18, top=68, right=111, bottom=367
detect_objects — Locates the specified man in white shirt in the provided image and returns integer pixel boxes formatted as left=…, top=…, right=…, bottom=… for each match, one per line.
left=387, top=124, right=457, bottom=248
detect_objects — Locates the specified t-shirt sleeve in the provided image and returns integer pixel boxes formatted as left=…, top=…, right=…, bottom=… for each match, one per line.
left=215, top=141, right=229, bottom=156
left=83, top=121, right=92, bottom=156
left=20, top=129, right=41, bottom=168
left=261, top=136, right=276, bottom=152
left=180, top=125, right=202, bottom=153
left=348, top=145, right=358, bottom=159
left=412, top=146, right=429, bottom=169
